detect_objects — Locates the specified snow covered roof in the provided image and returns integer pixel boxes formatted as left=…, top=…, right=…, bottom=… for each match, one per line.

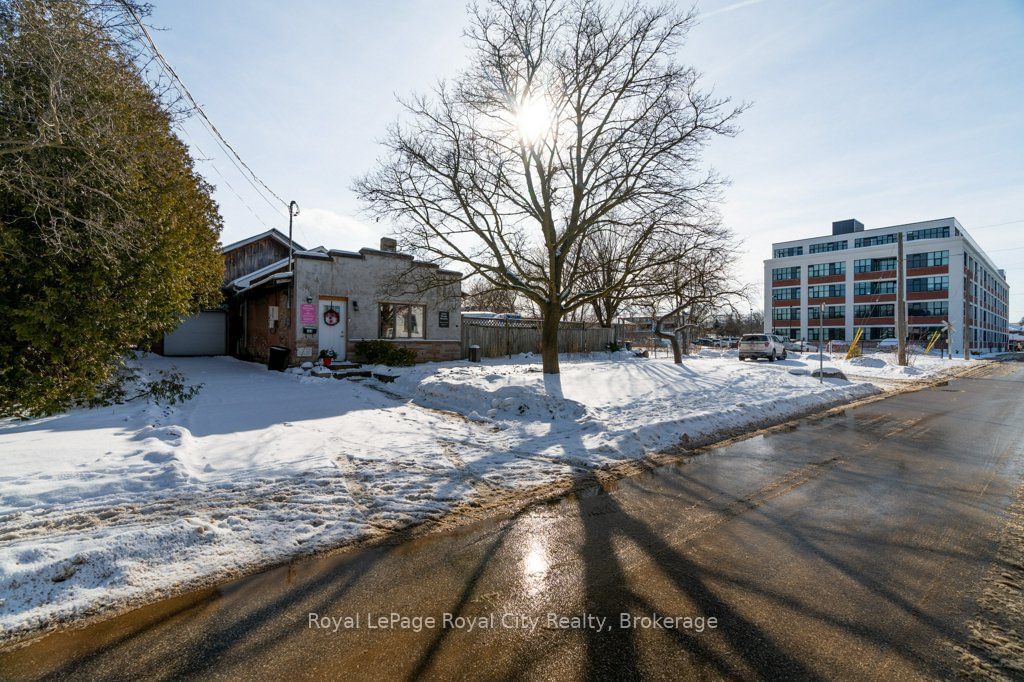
left=219, top=228, right=304, bottom=255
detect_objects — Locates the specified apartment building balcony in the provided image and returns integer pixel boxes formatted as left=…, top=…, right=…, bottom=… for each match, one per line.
left=807, top=296, right=844, bottom=305
left=772, top=319, right=800, bottom=327
left=853, top=316, right=895, bottom=326
left=772, top=278, right=799, bottom=287
left=771, top=298, right=800, bottom=307
left=853, top=294, right=896, bottom=303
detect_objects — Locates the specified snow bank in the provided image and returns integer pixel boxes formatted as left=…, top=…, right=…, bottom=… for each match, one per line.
left=2, top=348, right=967, bottom=643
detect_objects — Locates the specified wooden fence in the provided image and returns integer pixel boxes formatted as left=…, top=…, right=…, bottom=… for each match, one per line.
left=461, top=317, right=622, bottom=358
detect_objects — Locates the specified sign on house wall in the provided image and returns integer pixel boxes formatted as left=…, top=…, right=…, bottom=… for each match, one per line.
left=300, top=304, right=316, bottom=325
left=439, top=311, right=450, bottom=328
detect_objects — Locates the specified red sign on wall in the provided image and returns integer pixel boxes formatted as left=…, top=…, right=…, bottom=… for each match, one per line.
left=300, top=304, right=316, bottom=325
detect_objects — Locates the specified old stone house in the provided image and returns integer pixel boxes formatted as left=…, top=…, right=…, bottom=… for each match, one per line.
left=161, top=229, right=462, bottom=364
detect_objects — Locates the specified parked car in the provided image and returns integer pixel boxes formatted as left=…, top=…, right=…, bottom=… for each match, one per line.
left=783, top=340, right=803, bottom=352
left=738, top=333, right=788, bottom=361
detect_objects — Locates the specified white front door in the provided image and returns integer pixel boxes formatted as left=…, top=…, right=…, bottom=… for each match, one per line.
left=318, top=298, right=347, bottom=360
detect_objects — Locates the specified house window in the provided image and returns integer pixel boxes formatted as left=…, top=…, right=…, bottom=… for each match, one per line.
left=379, top=303, right=426, bottom=339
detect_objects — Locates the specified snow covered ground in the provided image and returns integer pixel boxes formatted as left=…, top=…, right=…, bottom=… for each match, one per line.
left=774, top=348, right=970, bottom=384
left=0, top=349, right=970, bottom=643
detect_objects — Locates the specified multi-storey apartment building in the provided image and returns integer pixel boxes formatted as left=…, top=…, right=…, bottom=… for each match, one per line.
left=764, top=218, right=1010, bottom=354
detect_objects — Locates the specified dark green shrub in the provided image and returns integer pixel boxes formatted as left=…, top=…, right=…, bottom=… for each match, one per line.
left=354, top=340, right=417, bottom=366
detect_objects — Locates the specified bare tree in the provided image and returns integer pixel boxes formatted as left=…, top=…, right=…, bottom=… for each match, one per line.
left=644, top=232, right=747, bottom=363
left=463, top=277, right=522, bottom=313
left=355, top=0, right=743, bottom=373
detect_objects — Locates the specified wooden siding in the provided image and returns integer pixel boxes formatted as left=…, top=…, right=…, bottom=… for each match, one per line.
left=223, top=236, right=290, bottom=284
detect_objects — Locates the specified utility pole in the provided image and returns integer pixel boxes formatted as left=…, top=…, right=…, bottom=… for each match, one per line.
left=896, top=232, right=908, bottom=366
left=818, top=302, right=824, bottom=383
left=287, top=200, right=300, bottom=273
left=963, top=277, right=971, bottom=361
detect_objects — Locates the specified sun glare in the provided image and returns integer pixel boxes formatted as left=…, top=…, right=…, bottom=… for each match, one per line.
left=515, top=97, right=552, bottom=142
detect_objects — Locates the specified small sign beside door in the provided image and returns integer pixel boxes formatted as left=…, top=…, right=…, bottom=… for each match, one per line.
left=300, top=304, right=316, bottom=325
left=439, top=311, right=450, bottom=328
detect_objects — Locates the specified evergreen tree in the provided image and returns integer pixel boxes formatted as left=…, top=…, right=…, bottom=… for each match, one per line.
left=0, top=0, right=223, bottom=415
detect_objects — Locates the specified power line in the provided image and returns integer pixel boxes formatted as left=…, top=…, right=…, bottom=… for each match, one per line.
left=970, top=219, right=1024, bottom=230
left=180, top=128, right=275, bottom=232
left=120, top=2, right=289, bottom=219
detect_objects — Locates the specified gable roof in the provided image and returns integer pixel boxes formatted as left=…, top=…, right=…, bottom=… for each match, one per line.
left=219, top=228, right=304, bottom=255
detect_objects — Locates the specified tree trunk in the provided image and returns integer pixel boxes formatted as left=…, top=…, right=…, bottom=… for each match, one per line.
left=540, top=310, right=561, bottom=374
left=679, top=310, right=691, bottom=356
left=653, top=318, right=682, bottom=364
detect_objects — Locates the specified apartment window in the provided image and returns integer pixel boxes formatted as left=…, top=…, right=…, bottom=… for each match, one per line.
left=854, top=304, right=895, bottom=318
left=808, top=262, right=846, bottom=277
left=908, top=301, right=949, bottom=317
left=772, top=266, right=800, bottom=281
left=772, top=287, right=801, bottom=301
left=867, top=327, right=895, bottom=340
left=906, top=276, right=949, bottom=293
left=906, top=226, right=950, bottom=241
left=807, top=328, right=846, bottom=341
left=807, top=284, right=845, bottom=299
left=906, top=250, right=949, bottom=268
left=808, top=240, right=848, bottom=254
left=774, top=246, right=803, bottom=258
left=807, top=305, right=845, bottom=320
left=854, top=257, right=897, bottom=273
left=855, top=233, right=898, bottom=248
left=773, top=328, right=800, bottom=340
left=772, top=307, right=801, bottom=321
left=854, top=280, right=896, bottom=296
left=379, top=303, right=426, bottom=339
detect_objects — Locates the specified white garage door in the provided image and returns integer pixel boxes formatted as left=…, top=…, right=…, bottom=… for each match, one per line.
left=163, top=311, right=227, bottom=356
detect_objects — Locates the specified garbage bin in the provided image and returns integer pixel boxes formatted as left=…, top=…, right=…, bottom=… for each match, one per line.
left=467, top=344, right=481, bottom=362
left=624, top=341, right=632, bottom=351
left=268, top=345, right=290, bottom=372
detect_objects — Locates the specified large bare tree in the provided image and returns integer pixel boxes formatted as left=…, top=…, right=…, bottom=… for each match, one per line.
left=356, top=0, right=743, bottom=373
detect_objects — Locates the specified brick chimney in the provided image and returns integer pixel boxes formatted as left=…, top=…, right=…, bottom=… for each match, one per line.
left=380, top=237, right=397, bottom=252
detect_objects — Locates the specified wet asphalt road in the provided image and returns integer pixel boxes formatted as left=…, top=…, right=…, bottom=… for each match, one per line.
left=3, top=362, right=1024, bottom=681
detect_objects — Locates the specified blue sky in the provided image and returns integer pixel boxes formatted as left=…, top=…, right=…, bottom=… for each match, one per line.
left=149, top=0, right=1024, bottom=321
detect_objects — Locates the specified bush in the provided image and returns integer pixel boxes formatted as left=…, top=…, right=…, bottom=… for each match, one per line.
left=0, top=1, right=223, bottom=416
left=354, top=340, right=417, bottom=367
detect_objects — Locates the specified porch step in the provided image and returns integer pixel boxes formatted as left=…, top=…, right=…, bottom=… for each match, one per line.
left=333, top=370, right=371, bottom=380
